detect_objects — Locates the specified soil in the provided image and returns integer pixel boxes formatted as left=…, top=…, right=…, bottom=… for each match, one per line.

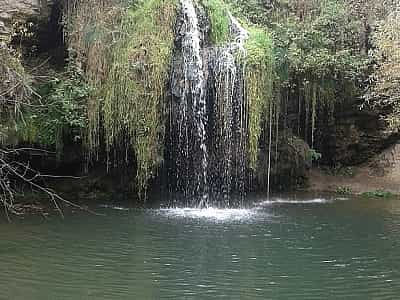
left=309, top=143, right=400, bottom=195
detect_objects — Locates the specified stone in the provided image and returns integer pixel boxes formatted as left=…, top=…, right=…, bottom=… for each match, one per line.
left=0, top=0, right=51, bottom=42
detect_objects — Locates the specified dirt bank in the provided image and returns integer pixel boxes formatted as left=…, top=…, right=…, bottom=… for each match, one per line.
left=309, top=143, right=400, bottom=195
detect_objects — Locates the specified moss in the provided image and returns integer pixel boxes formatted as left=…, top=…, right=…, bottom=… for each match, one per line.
left=68, top=0, right=177, bottom=198
left=202, top=0, right=231, bottom=44
left=361, top=190, right=396, bottom=199
left=244, top=26, right=275, bottom=170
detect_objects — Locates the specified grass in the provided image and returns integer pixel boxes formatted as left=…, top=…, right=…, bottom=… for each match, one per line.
left=202, top=0, right=231, bottom=44
left=102, top=0, right=177, bottom=198
left=245, top=26, right=276, bottom=169
left=361, top=190, right=396, bottom=199
left=68, top=0, right=177, bottom=199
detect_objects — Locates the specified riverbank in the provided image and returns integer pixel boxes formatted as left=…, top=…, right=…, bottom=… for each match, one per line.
left=308, top=143, right=400, bottom=196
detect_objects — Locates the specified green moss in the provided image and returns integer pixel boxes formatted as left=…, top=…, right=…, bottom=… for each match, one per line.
left=76, top=0, right=177, bottom=198
left=361, top=190, right=396, bottom=199
left=202, top=0, right=230, bottom=44
left=245, top=26, right=276, bottom=169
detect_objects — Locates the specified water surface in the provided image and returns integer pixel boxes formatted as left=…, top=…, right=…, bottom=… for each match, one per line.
left=1, top=195, right=400, bottom=299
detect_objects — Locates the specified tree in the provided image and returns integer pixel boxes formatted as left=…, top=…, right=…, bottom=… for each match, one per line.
left=0, top=45, right=88, bottom=218
left=367, top=10, right=400, bottom=130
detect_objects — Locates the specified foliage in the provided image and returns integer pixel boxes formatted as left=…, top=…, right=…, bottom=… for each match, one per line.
left=361, top=190, right=396, bottom=198
left=244, top=26, right=276, bottom=169
left=228, top=0, right=370, bottom=152
left=104, top=0, right=176, bottom=197
left=225, top=0, right=273, bottom=26
left=308, top=149, right=322, bottom=162
left=15, top=68, right=90, bottom=153
left=366, top=11, right=400, bottom=130
left=68, top=0, right=177, bottom=198
left=65, top=0, right=123, bottom=158
left=202, top=0, right=231, bottom=44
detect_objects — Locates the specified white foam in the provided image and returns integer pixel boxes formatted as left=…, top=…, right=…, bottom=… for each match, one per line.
left=259, top=198, right=333, bottom=205
left=158, top=207, right=255, bottom=221
left=99, top=204, right=130, bottom=211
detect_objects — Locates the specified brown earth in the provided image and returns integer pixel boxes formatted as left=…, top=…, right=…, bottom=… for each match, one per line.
left=309, top=143, right=400, bottom=195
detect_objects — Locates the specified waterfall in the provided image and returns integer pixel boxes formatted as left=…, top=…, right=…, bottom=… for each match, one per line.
left=209, top=13, right=249, bottom=204
left=169, top=1, right=249, bottom=207
left=176, top=0, right=208, bottom=206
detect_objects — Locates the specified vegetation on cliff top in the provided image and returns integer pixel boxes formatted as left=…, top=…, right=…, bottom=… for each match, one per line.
left=201, top=0, right=230, bottom=43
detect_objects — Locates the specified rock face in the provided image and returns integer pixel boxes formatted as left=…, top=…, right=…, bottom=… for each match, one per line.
left=0, top=0, right=50, bottom=43
left=257, top=132, right=312, bottom=191
left=308, top=142, right=400, bottom=195
left=318, top=102, right=400, bottom=166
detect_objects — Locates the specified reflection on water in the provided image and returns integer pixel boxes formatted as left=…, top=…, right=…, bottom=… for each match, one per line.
left=1, top=195, right=400, bottom=299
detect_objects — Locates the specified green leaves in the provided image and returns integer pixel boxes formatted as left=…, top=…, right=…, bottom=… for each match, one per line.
left=367, top=11, right=400, bottom=130
left=16, top=67, right=91, bottom=150
left=202, top=0, right=231, bottom=44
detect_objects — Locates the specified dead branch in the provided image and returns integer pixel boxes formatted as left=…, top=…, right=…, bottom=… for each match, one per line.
left=0, top=149, right=100, bottom=220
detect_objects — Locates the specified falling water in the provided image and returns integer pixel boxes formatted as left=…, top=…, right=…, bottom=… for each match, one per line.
left=169, top=1, right=249, bottom=207
left=209, top=13, right=249, bottom=204
left=177, top=0, right=208, bottom=206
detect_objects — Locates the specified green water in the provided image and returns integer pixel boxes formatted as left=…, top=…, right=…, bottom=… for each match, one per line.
left=1, top=195, right=400, bottom=299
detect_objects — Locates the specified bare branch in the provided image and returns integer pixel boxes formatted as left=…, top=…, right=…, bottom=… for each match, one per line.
left=0, top=149, right=101, bottom=220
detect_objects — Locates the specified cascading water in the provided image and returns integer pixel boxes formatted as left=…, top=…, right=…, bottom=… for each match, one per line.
left=171, top=0, right=208, bottom=206
left=209, top=13, right=249, bottom=204
left=168, top=0, right=249, bottom=207
left=182, top=0, right=208, bottom=207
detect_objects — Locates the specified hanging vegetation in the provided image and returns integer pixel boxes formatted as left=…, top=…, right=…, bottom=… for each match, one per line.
left=244, top=26, right=276, bottom=170
left=67, top=0, right=177, bottom=198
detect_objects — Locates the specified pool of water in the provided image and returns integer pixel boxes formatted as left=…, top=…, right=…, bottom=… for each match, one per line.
left=1, top=194, right=400, bottom=299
